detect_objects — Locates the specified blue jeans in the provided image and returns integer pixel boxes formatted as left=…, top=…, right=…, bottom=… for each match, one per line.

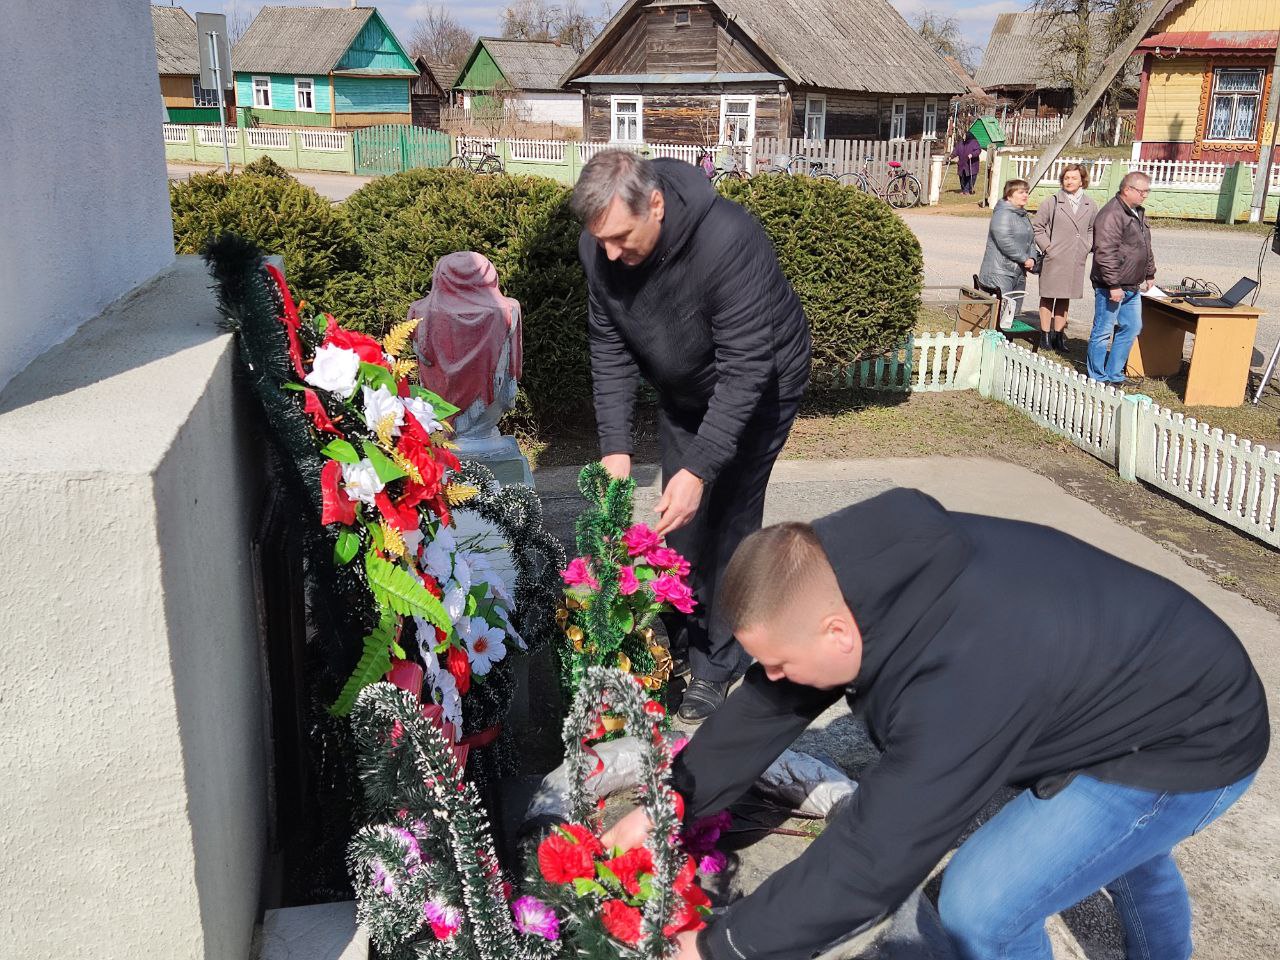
left=1088, top=286, right=1143, bottom=382
left=937, top=773, right=1255, bottom=959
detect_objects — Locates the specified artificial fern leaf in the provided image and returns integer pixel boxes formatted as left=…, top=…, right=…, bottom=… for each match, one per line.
left=366, top=553, right=451, bottom=630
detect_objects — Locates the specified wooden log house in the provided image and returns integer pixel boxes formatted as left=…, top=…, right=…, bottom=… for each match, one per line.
left=559, top=0, right=964, bottom=146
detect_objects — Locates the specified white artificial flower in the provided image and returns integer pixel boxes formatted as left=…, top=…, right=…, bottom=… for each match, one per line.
left=362, top=384, right=405, bottom=436
left=429, top=671, right=462, bottom=735
left=305, top=344, right=361, bottom=398
left=403, top=395, right=444, bottom=434
left=460, top=617, right=507, bottom=675
left=341, top=459, right=385, bottom=505
left=443, top=582, right=467, bottom=623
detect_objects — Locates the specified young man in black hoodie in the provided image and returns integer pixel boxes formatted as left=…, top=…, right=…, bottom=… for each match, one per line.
left=573, top=149, right=811, bottom=721
left=606, top=489, right=1268, bottom=960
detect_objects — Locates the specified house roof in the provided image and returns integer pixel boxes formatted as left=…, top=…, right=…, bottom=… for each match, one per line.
left=152, top=5, right=200, bottom=76
left=974, top=11, right=1140, bottom=92
left=232, top=6, right=417, bottom=77
left=562, top=0, right=964, bottom=95
left=466, top=38, right=581, bottom=91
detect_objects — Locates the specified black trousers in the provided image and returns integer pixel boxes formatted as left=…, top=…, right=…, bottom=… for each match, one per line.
left=659, top=386, right=803, bottom=682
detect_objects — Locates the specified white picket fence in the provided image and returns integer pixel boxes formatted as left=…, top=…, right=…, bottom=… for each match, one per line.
left=1136, top=405, right=1280, bottom=545
left=1010, top=154, right=1280, bottom=192
left=848, top=331, right=1278, bottom=547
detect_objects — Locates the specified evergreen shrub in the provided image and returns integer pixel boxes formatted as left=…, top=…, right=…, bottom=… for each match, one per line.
left=170, top=170, right=363, bottom=309
left=718, top=174, right=922, bottom=377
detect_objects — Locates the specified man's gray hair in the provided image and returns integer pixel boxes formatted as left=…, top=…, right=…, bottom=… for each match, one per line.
left=571, top=149, right=660, bottom=225
left=1120, top=170, right=1152, bottom=191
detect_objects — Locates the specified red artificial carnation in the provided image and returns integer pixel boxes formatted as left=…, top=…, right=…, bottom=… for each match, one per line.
left=446, top=645, right=471, bottom=696
left=537, top=824, right=600, bottom=884
left=324, top=315, right=387, bottom=366
left=319, top=460, right=356, bottom=526
left=600, top=900, right=644, bottom=946
left=603, top=846, right=653, bottom=896
left=302, top=389, right=343, bottom=436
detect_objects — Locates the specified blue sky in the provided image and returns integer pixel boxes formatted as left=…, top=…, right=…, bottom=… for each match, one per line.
left=195, top=0, right=1018, bottom=64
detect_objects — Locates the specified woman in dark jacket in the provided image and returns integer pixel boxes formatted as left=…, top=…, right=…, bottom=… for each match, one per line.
left=978, top=179, right=1037, bottom=327
left=952, top=132, right=982, bottom=195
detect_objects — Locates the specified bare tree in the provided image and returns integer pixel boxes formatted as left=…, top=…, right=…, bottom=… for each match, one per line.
left=1030, top=0, right=1147, bottom=115
left=410, top=3, right=476, bottom=66
left=913, top=9, right=978, bottom=75
left=500, top=0, right=602, bottom=53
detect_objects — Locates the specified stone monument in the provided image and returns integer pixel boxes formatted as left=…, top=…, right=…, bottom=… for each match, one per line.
left=409, top=251, right=532, bottom=487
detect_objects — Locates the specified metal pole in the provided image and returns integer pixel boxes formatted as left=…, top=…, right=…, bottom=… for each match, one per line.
left=207, top=30, right=231, bottom=173
left=1248, top=41, right=1280, bottom=222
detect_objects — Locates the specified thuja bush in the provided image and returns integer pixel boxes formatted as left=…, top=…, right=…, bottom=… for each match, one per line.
left=718, top=174, right=922, bottom=378
left=342, top=168, right=591, bottom=422
left=170, top=170, right=363, bottom=309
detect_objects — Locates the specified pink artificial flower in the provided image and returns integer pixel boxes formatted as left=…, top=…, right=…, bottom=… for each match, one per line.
left=645, top=546, right=691, bottom=577
left=618, top=565, right=640, bottom=595
left=561, top=556, right=600, bottom=591
left=622, top=523, right=662, bottom=557
left=512, top=896, right=560, bottom=941
left=651, top=573, right=696, bottom=614
left=423, top=900, right=461, bottom=940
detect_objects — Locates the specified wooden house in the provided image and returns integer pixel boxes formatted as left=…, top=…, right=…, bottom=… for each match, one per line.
left=410, top=56, right=457, bottom=127
left=153, top=5, right=235, bottom=123
left=974, top=12, right=1138, bottom=117
left=1133, top=0, right=1278, bottom=162
left=558, top=0, right=963, bottom=147
left=453, top=38, right=583, bottom=128
left=231, top=6, right=418, bottom=128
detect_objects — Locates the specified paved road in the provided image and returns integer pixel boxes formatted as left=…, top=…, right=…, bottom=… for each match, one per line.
left=901, top=209, right=1280, bottom=371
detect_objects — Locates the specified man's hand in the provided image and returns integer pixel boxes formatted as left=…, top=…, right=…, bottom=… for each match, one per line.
left=1109, top=287, right=1125, bottom=304
left=655, top=469, right=704, bottom=536
left=600, top=805, right=654, bottom=852
left=602, top=453, right=632, bottom=480
left=674, top=929, right=701, bottom=960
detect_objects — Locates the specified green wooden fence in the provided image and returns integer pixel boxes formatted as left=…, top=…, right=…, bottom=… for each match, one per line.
left=353, top=124, right=451, bottom=175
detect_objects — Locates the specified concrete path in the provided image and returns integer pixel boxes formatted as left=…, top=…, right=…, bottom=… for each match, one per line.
left=901, top=209, right=1280, bottom=371
left=535, top=457, right=1280, bottom=959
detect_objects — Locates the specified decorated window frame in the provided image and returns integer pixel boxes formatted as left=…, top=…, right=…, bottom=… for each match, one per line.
left=1192, top=59, right=1273, bottom=159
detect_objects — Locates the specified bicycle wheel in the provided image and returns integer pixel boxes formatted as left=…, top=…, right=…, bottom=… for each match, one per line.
left=885, top=173, right=922, bottom=209
left=447, top=155, right=469, bottom=170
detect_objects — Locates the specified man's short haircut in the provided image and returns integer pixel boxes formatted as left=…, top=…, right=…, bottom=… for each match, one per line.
left=719, top=522, right=832, bottom=633
left=1060, top=162, right=1090, bottom=189
left=571, top=149, right=661, bottom=226
left=1003, top=178, right=1030, bottom=200
left=1121, top=171, right=1152, bottom=192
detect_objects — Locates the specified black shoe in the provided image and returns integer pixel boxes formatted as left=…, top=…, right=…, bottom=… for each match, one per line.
left=677, top=678, right=729, bottom=723
left=1052, top=330, right=1068, bottom=351
left=1039, top=331, right=1053, bottom=350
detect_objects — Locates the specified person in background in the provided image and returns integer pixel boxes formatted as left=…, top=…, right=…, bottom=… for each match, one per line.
left=1088, top=171, right=1156, bottom=384
left=1033, top=163, right=1098, bottom=352
left=978, top=179, right=1037, bottom=326
left=952, top=131, right=982, bottom=195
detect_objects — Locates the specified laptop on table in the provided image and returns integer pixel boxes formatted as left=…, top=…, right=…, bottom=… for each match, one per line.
left=1186, top=277, right=1258, bottom=309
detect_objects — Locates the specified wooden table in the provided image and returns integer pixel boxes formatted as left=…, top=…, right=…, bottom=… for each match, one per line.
left=1126, top=296, right=1263, bottom=407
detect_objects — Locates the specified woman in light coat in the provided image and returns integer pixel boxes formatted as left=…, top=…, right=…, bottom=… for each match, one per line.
left=1033, top=163, right=1098, bottom=351
left=978, top=179, right=1037, bottom=327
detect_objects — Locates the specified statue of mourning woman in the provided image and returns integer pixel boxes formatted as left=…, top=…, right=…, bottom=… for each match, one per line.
left=408, top=251, right=532, bottom=487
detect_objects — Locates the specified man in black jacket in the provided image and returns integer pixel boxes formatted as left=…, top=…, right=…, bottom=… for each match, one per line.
left=573, top=150, right=811, bottom=721
left=606, top=489, right=1268, bottom=960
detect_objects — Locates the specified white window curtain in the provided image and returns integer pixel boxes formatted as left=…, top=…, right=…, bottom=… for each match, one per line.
left=805, top=96, right=826, bottom=141
left=611, top=97, right=642, bottom=142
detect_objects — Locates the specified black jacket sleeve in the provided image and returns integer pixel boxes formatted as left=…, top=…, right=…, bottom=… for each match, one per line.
left=672, top=665, right=841, bottom=821
left=586, top=284, right=640, bottom=457
left=679, top=220, right=782, bottom=483
left=697, top=658, right=1045, bottom=960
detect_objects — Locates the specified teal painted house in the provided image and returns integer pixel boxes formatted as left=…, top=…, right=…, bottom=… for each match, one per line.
left=231, top=6, right=417, bottom=127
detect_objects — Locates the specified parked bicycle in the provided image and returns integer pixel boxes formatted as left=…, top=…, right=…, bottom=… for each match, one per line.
left=447, top=139, right=505, bottom=174
left=838, top=156, right=921, bottom=208
left=764, top=153, right=838, bottom=182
